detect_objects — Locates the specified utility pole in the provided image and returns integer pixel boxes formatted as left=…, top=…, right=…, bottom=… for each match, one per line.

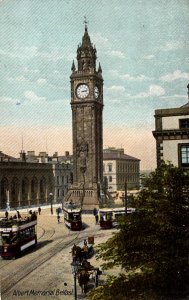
left=124, top=181, right=127, bottom=214
left=49, top=193, right=53, bottom=215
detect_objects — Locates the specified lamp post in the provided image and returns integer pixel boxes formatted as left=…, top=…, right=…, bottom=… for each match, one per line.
left=71, top=260, right=80, bottom=300
left=124, top=181, right=127, bottom=214
left=49, top=193, right=53, bottom=215
left=6, top=199, right=10, bottom=212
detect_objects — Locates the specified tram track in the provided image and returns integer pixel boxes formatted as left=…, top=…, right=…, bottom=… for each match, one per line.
left=0, top=224, right=56, bottom=271
left=1, top=230, right=81, bottom=296
left=1, top=228, right=113, bottom=297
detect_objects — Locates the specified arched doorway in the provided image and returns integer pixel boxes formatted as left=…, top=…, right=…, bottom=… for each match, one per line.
left=1, top=177, right=9, bottom=209
left=39, top=177, right=46, bottom=204
left=21, top=177, right=29, bottom=206
left=31, top=177, right=38, bottom=205
left=11, top=177, right=19, bottom=208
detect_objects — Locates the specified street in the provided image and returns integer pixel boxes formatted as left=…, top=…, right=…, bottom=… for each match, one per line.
left=0, top=207, right=115, bottom=300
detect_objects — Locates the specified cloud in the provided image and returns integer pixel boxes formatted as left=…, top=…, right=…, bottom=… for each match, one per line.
left=105, top=84, right=165, bottom=100
left=7, top=75, right=29, bottom=83
left=91, top=33, right=125, bottom=59
left=161, top=41, right=188, bottom=51
left=160, top=94, right=186, bottom=99
left=109, top=70, right=152, bottom=81
left=0, top=96, right=19, bottom=104
left=160, top=70, right=189, bottom=82
left=24, top=91, right=46, bottom=102
left=37, top=78, right=47, bottom=86
left=16, top=76, right=28, bottom=82
left=106, top=85, right=125, bottom=93
left=133, top=85, right=165, bottom=98
left=90, top=32, right=111, bottom=50
left=23, top=67, right=39, bottom=74
left=107, top=50, right=125, bottom=59
left=0, top=45, right=73, bottom=62
left=144, top=55, right=155, bottom=60
left=0, top=46, right=38, bottom=59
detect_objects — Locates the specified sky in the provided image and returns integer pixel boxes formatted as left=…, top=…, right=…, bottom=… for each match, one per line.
left=0, top=0, right=189, bottom=170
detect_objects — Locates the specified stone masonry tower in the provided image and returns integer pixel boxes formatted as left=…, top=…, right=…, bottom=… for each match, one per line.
left=66, top=22, right=104, bottom=210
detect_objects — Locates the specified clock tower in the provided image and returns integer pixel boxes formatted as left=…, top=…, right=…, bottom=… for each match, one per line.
left=66, top=23, right=104, bottom=210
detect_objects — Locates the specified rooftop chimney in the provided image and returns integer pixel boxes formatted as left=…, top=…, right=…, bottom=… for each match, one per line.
left=20, top=150, right=26, bottom=162
left=65, top=151, right=69, bottom=157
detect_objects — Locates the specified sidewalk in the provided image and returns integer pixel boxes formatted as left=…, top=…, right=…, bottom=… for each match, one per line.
left=0, top=206, right=116, bottom=300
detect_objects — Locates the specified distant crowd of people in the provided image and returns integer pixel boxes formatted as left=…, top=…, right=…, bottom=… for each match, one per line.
left=4, top=208, right=38, bottom=222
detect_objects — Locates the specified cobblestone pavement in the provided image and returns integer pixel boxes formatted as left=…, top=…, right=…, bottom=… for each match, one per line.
left=0, top=207, right=116, bottom=300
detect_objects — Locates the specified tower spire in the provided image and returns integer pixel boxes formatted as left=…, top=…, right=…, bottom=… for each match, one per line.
left=83, top=16, right=88, bottom=32
left=76, top=17, right=97, bottom=72
left=71, top=60, right=76, bottom=72
left=98, top=62, right=102, bottom=74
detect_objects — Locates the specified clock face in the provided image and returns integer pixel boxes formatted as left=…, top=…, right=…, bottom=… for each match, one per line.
left=76, top=84, right=89, bottom=99
left=94, top=86, right=100, bottom=99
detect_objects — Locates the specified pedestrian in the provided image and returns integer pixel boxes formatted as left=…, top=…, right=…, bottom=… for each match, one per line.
left=95, top=214, right=99, bottom=224
left=5, top=210, right=9, bottom=219
left=93, top=207, right=97, bottom=216
left=17, top=210, right=21, bottom=219
left=38, top=207, right=41, bottom=215
left=31, top=211, right=37, bottom=220
left=57, top=214, right=60, bottom=223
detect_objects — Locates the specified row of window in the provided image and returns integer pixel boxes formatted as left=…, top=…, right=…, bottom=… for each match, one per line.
left=117, top=163, right=138, bottom=172
left=104, top=174, right=139, bottom=183
left=56, top=175, right=70, bottom=185
left=1, top=227, right=36, bottom=245
left=103, top=163, right=139, bottom=173
left=117, top=174, right=139, bottom=182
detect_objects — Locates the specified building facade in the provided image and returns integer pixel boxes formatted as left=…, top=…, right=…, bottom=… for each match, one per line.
left=65, top=24, right=104, bottom=209
left=26, top=150, right=73, bottom=205
left=0, top=152, right=54, bottom=210
left=50, top=152, right=73, bottom=204
left=103, top=148, right=140, bottom=192
left=153, top=85, right=189, bottom=173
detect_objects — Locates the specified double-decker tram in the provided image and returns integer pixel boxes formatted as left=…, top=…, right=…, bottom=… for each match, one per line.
left=99, top=207, right=135, bottom=229
left=63, top=202, right=82, bottom=231
left=0, top=214, right=37, bottom=259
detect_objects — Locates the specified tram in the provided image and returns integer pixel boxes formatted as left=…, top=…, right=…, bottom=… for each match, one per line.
left=99, top=207, right=135, bottom=229
left=63, top=202, right=82, bottom=231
left=0, top=215, right=37, bottom=259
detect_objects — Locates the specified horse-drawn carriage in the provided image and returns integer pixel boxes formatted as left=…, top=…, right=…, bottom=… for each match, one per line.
left=71, top=238, right=94, bottom=261
left=77, top=261, right=101, bottom=294
left=71, top=237, right=102, bottom=294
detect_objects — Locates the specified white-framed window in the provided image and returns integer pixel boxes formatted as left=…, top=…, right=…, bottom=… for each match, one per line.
left=179, top=144, right=189, bottom=167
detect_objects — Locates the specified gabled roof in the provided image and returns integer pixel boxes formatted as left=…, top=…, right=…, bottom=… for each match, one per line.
left=180, top=102, right=189, bottom=108
left=0, top=151, right=16, bottom=160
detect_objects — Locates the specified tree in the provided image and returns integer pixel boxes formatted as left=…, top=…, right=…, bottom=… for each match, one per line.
left=89, top=163, right=189, bottom=299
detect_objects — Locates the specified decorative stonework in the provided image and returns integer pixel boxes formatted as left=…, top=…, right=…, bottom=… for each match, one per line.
left=65, top=25, right=104, bottom=210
